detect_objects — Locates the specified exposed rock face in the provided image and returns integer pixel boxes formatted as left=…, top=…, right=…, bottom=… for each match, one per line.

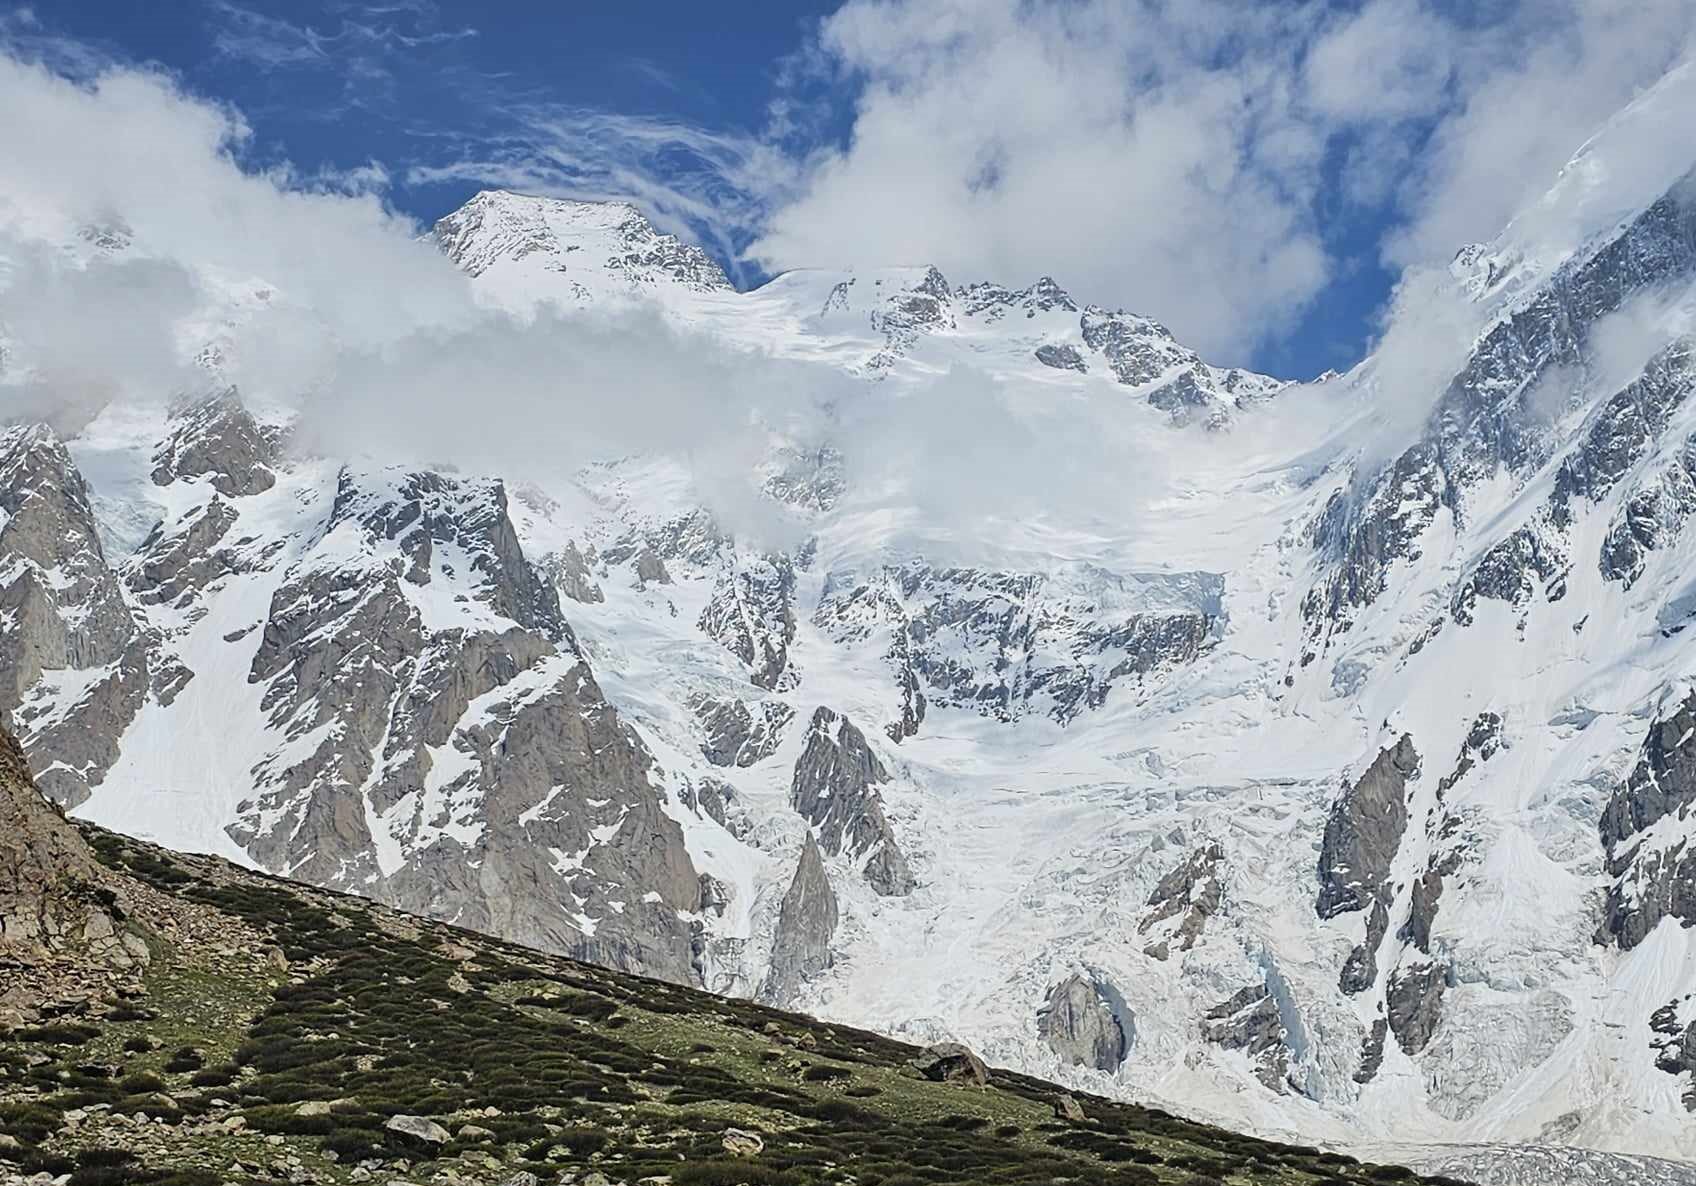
left=816, top=562, right=1219, bottom=727
left=1355, top=1017, right=1389, bottom=1085
left=543, top=541, right=604, bottom=604
left=0, top=425, right=151, bottom=808
left=959, top=276, right=1077, bottom=320
left=1319, top=735, right=1419, bottom=918
left=150, top=390, right=280, bottom=497
left=1307, top=174, right=1696, bottom=654
left=1387, top=959, right=1450, bottom=1056
left=700, top=554, right=798, bottom=691
left=1201, top=984, right=1289, bottom=1091
left=1403, top=713, right=1502, bottom=952
left=866, top=267, right=956, bottom=369
left=125, top=497, right=243, bottom=608
left=0, top=727, right=148, bottom=994
left=760, top=833, right=838, bottom=1004
left=763, top=446, right=845, bottom=513
left=227, top=466, right=701, bottom=982
left=0, top=426, right=137, bottom=716
left=1599, top=690, right=1696, bottom=950
left=1319, top=736, right=1418, bottom=995
left=1036, top=973, right=1130, bottom=1071
left=1649, top=998, right=1696, bottom=1111
left=1338, top=898, right=1391, bottom=995
left=790, top=708, right=915, bottom=896
left=1079, top=306, right=1283, bottom=422
left=433, top=190, right=732, bottom=294
left=1035, top=343, right=1088, bottom=372
left=691, top=695, right=794, bottom=768
left=1140, top=841, right=1224, bottom=959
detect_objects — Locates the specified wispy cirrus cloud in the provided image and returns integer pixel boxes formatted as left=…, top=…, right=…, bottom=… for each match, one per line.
left=208, top=1, right=476, bottom=87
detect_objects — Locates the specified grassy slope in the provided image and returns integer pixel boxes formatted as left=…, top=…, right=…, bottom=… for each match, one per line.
left=0, top=825, right=1472, bottom=1186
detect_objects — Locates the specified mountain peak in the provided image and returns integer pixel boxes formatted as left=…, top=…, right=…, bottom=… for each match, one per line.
left=432, top=188, right=732, bottom=296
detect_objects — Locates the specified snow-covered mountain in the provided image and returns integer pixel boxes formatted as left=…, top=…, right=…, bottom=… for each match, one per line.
left=10, top=63, right=1696, bottom=1186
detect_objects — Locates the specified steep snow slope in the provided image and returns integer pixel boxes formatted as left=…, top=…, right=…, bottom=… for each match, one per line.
left=9, top=65, right=1696, bottom=1186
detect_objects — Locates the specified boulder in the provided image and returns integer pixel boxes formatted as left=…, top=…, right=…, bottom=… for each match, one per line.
left=1053, top=1093, right=1087, bottom=1122
left=722, top=1127, right=766, bottom=1157
left=909, top=1041, right=990, bottom=1086
left=384, top=1114, right=450, bottom=1146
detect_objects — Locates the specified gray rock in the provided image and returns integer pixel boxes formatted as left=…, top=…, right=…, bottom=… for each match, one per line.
left=815, top=562, right=1218, bottom=727
left=1140, top=841, right=1224, bottom=957
left=1650, top=998, right=1696, bottom=1111
left=721, top=1128, right=765, bottom=1157
left=1599, top=690, right=1696, bottom=950
left=959, top=276, right=1077, bottom=320
left=384, top=1114, right=449, bottom=1146
left=1386, top=959, right=1450, bottom=1056
left=1338, top=898, right=1390, bottom=995
left=1355, top=1017, right=1389, bottom=1085
left=909, top=1041, right=989, bottom=1086
left=0, top=725, right=143, bottom=971
left=1034, top=343, right=1088, bottom=372
left=151, top=390, right=280, bottom=498
left=700, top=554, right=798, bottom=691
left=226, top=467, right=701, bottom=983
left=544, top=541, right=603, bottom=604
left=1201, top=985, right=1289, bottom=1091
left=1036, top=973, right=1130, bottom=1070
left=1079, top=306, right=1281, bottom=423
left=760, top=834, right=837, bottom=1004
left=691, top=695, right=794, bottom=768
left=1052, top=1093, right=1086, bottom=1122
left=0, top=426, right=151, bottom=808
left=790, top=708, right=914, bottom=896
left=1317, top=735, right=1419, bottom=920
left=1308, top=172, right=1696, bottom=653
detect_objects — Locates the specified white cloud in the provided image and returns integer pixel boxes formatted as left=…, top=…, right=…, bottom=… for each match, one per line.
left=1368, top=0, right=1696, bottom=267
left=748, top=0, right=1332, bottom=364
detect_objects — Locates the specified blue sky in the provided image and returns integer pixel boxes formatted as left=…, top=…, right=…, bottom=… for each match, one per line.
left=6, top=1, right=1694, bottom=378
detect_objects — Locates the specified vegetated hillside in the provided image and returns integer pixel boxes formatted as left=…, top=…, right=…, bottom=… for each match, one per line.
left=0, top=742, right=1462, bottom=1186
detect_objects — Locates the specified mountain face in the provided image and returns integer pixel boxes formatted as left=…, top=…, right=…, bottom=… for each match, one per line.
left=0, top=738, right=1476, bottom=1186
left=10, top=68, right=1696, bottom=1184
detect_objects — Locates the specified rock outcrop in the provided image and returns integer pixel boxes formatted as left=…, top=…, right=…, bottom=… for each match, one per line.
left=150, top=390, right=281, bottom=498
left=228, top=466, right=701, bottom=982
left=790, top=708, right=915, bottom=896
left=1386, top=959, right=1450, bottom=1056
left=1036, top=973, right=1130, bottom=1071
left=1599, top=690, right=1696, bottom=950
left=692, top=695, right=794, bottom=768
left=1200, top=984, right=1290, bottom=1092
left=1319, top=736, right=1419, bottom=992
left=0, top=425, right=150, bottom=807
left=700, top=554, right=799, bottom=691
left=815, top=562, right=1219, bottom=727
left=1140, top=841, right=1224, bottom=959
left=760, top=833, right=838, bottom=1004
left=0, top=726, right=150, bottom=1020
